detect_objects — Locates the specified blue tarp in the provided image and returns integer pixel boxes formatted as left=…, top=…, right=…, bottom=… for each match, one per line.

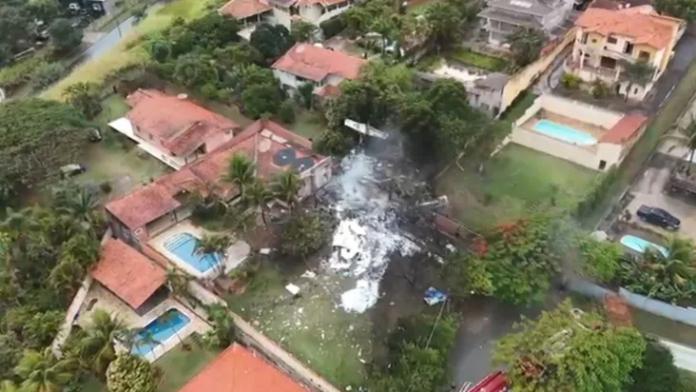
left=424, top=287, right=447, bottom=306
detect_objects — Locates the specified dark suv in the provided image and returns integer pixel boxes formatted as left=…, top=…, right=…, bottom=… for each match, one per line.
left=636, top=205, right=681, bottom=231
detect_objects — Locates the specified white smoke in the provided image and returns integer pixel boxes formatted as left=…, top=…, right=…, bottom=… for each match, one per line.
left=324, top=151, right=420, bottom=313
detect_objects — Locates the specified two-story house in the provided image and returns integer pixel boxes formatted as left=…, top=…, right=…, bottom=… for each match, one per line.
left=271, top=43, right=366, bottom=97
left=109, top=89, right=241, bottom=169
left=219, top=0, right=355, bottom=33
left=478, top=0, right=574, bottom=47
left=566, top=5, right=684, bottom=101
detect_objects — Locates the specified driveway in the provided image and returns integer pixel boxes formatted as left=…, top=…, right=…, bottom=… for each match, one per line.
left=625, top=153, right=696, bottom=243
left=449, top=294, right=564, bottom=387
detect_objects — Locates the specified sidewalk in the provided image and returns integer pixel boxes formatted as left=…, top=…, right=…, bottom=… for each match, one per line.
left=660, top=339, right=696, bottom=373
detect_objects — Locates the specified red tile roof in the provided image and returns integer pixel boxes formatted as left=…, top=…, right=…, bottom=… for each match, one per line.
left=272, top=43, right=366, bottom=82
left=218, top=0, right=271, bottom=19
left=91, top=238, right=166, bottom=309
left=179, top=344, right=308, bottom=392
left=576, top=7, right=683, bottom=49
left=600, top=113, right=648, bottom=144
left=125, top=89, right=239, bottom=155
left=105, top=119, right=326, bottom=230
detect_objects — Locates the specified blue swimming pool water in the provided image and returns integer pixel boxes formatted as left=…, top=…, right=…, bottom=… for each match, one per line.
left=131, top=308, right=190, bottom=356
left=533, top=119, right=598, bottom=146
left=164, top=232, right=221, bottom=273
left=620, top=235, right=669, bottom=257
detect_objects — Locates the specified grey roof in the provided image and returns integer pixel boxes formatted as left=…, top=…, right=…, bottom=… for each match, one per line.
left=478, top=7, right=544, bottom=28
left=474, top=72, right=510, bottom=90
left=485, top=0, right=557, bottom=16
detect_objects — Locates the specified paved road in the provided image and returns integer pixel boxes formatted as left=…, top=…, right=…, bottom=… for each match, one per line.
left=644, top=33, right=696, bottom=115
left=661, top=339, right=696, bottom=372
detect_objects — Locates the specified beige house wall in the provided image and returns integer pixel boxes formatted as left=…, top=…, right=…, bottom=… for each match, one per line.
left=500, top=28, right=576, bottom=113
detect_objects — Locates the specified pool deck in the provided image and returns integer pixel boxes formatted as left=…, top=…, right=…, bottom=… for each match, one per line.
left=148, top=220, right=251, bottom=280
left=76, top=283, right=210, bottom=362
left=521, top=110, right=606, bottom=141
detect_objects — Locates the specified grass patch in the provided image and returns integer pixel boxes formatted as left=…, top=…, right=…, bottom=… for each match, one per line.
left=227, top=260, right=370, bottom=388
left=447, top=47, right=508, bottom=72
left=154, top=336, right=220, bottom=392
left=282, top=110, right=326, bottom=140
left=42, top=0, right=211, bottom=100
left=500, top=90, right=537, bottom=123
left=436, top=144, right=597, bottom=231
left=407, top=0, right=441, bottom=14
left=579, top=59, right=696, bottom=228
left=95, top=94, right=131, bottom=126
left=414, top=54, right=443, bottom=72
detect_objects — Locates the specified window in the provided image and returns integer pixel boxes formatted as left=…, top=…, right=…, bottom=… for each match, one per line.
left=580, top=33, right=588, bottom=44
left=639, top=50, right=651, bottom=61
left=592, top=38, right=597, bottom=43
left=607, top=36, right=617, bottom=44
left=598, top=160, right=607, bottom=170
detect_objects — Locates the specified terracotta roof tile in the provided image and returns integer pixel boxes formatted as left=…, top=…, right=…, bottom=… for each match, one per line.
left=576, top=7, right=683, bottom=49
left=125, top=89, right=239, bottom=149
left=91, top=238, right=166, bottom=309
left=105, top=120, right=326, bottom=229
left=218, top=0, right=271, bottom=19
left=179, top=344, right=308, bottom=392
left=272, top=43, right=366, bottom=82
left=600, top=113, right=648, bottom=144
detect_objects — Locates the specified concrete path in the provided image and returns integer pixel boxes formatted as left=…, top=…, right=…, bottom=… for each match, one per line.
left=660, top=339, right=696, bottom=372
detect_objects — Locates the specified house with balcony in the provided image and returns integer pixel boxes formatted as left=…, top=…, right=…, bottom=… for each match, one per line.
left=109, top=89, right=241, bottom=169
left=478, top=0, right=575, bottom=47
left=271, top=43, right=366, bottom=97
left=565, top=5, right=684, bottom=101
left=219, top=0, right=355, bottom=38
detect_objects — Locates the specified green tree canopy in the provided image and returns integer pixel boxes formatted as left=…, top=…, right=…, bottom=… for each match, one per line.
left=48, top=18, right=84, bottom=54
left=105, top=354, right=157, bottom=392
left=249, top=23, right=294, bottom=63
left=280, top=211, right=328, bottom=258
left=655, top=0, right=696, bottom=22
left=578, top=236, right=622, bottom=282
left=0, top=98, right=90, bottom=191
left=627, top=338, right=680, bottom=392
left=507, top=27, right=545, bottom=67
left=494, top=300, right=646, bottom=392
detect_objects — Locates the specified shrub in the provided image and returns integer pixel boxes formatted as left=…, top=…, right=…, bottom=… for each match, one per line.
left=0, top=56, right=47, bottom=90
left=200, top=83, right=219, bottom=100
left=278, top=100, right=296, bottom=123
left=560, top=73, right=581, bottom=90
left=99, top=181, right=112, bottom=194
left=106, top=354, right=157, bottom=392
left=592, top=80, right=609, bottom=99
left=31, top=62, right=66, bottom=90
left=320, top=16, right=346, bottom=39
left=579, top=236, right=622, bottom=282
left=575, top=165, right=618, bottom=218
left=280, top=211, right=328, bottom=258
left=314, top=129, right=351, bottom=156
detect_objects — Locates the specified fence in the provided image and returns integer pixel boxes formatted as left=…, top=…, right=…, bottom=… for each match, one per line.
left=567, top=275, right=696, bottom=328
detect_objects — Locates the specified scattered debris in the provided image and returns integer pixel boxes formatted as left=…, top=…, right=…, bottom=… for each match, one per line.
left=423, top=287, right=447, bottom=306
left=286, top=284, right=301, bottom=296
left=259, top=248, right=272, bottom=255
left=301, top=270, right=317, bottom=279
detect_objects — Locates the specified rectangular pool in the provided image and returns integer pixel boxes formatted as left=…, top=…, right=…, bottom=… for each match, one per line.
left=532, top=119, right=598, bottom=146
left=164, top=232, right=221, bottom=273
left=131, top=308, right=190, bottom=356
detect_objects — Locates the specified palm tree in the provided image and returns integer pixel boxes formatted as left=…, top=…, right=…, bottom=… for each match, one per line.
left=271, top=170, right=301, bottom=213
left=159, top=311, right=188, bottom=351
left=194, top=234, right=233, bottom=275
left=243, top=179, right=272, bottom=226
left=679, top=118, right=696, bottom=174
left=619, top=59, right=655, bottom=101
left=223, top=154, right=256, bottom=199
left=14, top=348, right=75, bottom=392
left=165, top=269, right=192, bottom=299
left=48, top=255, right=84, bottom=297
left=78, top=309, right=127, bottom=377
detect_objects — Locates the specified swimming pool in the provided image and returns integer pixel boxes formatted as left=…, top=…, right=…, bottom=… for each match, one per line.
left=620, top=235, right=669, bottom=257
left=532, top=119, right=598, bottom=146
left=131, top=308, right=190, bottom=356
left=164, top=232, right=221, bottom=273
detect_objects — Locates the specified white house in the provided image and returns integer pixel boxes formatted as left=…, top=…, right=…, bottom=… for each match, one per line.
left=219, top=0, right=355, bottom=33
left=271, top=43, right=366, bottom=97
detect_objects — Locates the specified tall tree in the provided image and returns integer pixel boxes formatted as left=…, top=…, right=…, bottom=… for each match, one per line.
left=655, top=0, right=696, bottom=22
left=105, top=354, right=157, bottom=392
left=290, top=20, right=317, bottom=43
left=424, top=2, right=462, bottom=52
left=627, top=338, right=680, bottom=392
left=14, top=348, right=75, bottom=392
left=165, top=269, right=192, bottom=299
left=173, top=53, right=220, bottom=89
left=63, top=82, right=102, bottom=119
left=223, top=153, right=256, bottom=199
left=493, top=300, right=646, bottom=392
left=48, top=18, right=83, bottom=54
left=241, top=84, right=282, bottom=118
left=204, top=303, right=236, bottom=348
left=193, top=234, right=232, bottom=257
left=619, top=60, right=655, bottom=101
left=507, top=27, right=545, bottom=67
left=280, top=211, right=327, bottom=259
left=243, top=179, right=272, bottom=226
left=271, top=170, right=301, bottom=213
left=77, top=309, right=127, bottom=377
left=249, top=23, right=294, bottom=63
left=578, top=236, right=622, bottom=283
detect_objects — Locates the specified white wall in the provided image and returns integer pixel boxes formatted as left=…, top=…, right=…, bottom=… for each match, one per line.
left=539, top=94, right=622, bottom=128
left=273, top=69, right=304, bottom=90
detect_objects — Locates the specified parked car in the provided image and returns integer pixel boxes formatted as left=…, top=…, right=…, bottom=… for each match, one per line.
left=636, top=205, right=680, bottom=231
left=60, top=164, right=86, bottom=178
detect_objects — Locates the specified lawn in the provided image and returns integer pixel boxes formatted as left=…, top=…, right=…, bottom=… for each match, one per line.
left=78, top=336, right=219, bottom=392
left=500, top=90, right=537, bottom=123
left=447, top=47, right=509, bottom=72
left=42, top=0, right=211, bottom=100
left=281, top=110, right=326, bottom=141
left=436, top=144, right=598, bottom=231
left=226, top=260, right=371, bottom=389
